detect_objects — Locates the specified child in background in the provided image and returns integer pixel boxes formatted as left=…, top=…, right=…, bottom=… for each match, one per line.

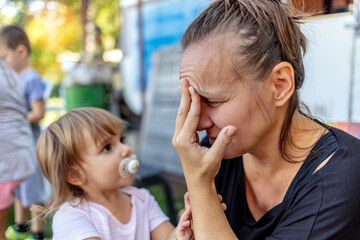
left=35, top=107, right=193, bottom=240
left=0, top=25, right=47, bottom=240
left=0, top=60, right=36, bottom=240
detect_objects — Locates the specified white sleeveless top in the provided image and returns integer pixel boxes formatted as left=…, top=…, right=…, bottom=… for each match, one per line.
left=52, top=186, right=169, bottom=240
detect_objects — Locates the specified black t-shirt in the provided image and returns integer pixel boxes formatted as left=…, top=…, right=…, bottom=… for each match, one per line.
left=202, top=127, right=360, bottom=239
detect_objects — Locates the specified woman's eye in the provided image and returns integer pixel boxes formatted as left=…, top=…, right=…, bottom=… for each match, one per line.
left=205, top=99, right=220, bottom=107
left=120, top=137, right=125, bottom=143
left=102, top=144, right=111, bottom=153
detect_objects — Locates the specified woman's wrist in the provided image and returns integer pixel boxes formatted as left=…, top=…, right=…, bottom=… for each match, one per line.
left=184, top=173, right=214, bottom=190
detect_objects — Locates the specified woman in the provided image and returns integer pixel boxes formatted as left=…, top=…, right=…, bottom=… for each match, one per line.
left=172, top=0, right=360, bottom=239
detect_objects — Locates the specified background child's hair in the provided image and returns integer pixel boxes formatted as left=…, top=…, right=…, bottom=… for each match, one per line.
left=35, top=107, right=126, bottom=219
left=0, top=25, right=31, bottom=55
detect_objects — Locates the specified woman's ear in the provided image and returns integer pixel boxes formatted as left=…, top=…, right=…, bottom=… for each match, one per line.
left=66, top=165, right=86, bottom=186
left=271, top=62, right=295, bottom=106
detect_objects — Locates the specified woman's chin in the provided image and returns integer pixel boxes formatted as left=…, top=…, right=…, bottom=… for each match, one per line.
left=222, top=146, right=242, bottom=159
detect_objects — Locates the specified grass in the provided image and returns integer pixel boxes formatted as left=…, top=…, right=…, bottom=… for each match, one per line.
left=7, top=184, right=184, bottom=238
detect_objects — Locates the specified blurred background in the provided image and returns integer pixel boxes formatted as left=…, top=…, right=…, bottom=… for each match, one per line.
left=1, top=0, right=360, bottom=236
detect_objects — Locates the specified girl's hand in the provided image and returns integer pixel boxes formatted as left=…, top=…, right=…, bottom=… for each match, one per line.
left=176, top=192, right=193, bottom=240
left=172, top=79, right=237, bottom=185
left=176, top=206, right=194, bottom=240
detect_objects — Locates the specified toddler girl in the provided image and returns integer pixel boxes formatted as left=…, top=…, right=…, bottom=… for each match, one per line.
left=35, top=107, right=193, bottom=240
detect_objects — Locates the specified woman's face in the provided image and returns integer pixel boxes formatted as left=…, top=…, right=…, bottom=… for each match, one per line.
left=180, top=37, right=276, bottom=159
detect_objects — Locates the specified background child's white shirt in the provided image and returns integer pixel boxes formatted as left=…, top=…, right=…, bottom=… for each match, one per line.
left=52, top=186, right=169, bottom=240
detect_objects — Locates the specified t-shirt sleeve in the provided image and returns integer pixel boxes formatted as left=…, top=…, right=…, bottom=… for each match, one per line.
left=138, top=188, right=169, bottom=231
left=268, top=150, right=360, bottom=240
left=52, top=206, right=100, bottom=240
left=25, top=75, right=44, bottom=103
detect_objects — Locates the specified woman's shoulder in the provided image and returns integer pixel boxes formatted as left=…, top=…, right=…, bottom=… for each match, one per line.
left=329, top=126, right=360, bottom=152
left=312, top=127, right=360, bottom=192
left=318, top=126, right=360, bottom=175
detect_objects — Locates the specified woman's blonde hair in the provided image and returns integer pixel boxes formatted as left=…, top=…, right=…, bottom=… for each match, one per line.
left=35, top=107, right=125, bottom=219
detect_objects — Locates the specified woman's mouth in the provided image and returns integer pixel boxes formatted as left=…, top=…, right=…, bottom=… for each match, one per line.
left=209, top=137, right=216, bottom=145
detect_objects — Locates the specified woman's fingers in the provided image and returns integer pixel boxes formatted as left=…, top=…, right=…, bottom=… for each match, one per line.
left=208, top=126, right=237, bottom=161
left=180, top=86, right=201, bottom=142
left=174, top=79, right=191, bottom=137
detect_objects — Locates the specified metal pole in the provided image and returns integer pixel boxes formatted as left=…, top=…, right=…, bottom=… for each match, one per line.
left=81, top=0, right=89, bottom=53
left=137, top=0, right=146, bottom=115
left=348, top=0, right=360, bottom=121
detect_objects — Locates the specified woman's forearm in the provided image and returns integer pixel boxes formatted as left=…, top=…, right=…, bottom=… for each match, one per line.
left=187, top=180, right=237, bottom=240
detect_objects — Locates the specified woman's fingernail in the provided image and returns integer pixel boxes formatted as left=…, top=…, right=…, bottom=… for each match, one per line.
left=189, top=86, right=195, bottom=95
left=226, top=127, right=235, bottom=137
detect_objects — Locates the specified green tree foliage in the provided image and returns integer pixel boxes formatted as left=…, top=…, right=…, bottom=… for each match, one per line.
left=91, top=0, right=120, bottom=49
left=27, top=2, right=82, bottom=84
left=1, top=0, right=121, bottom=85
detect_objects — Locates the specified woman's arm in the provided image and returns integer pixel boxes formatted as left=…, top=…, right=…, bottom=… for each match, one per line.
left=172, top=79, right=237, bottom=240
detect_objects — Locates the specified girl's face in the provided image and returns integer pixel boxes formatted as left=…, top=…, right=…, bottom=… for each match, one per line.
left=0, top=42, right=24, bottom=73
left=79, top=129, right=134, bottom=193
left=180, top=37, right=276, bottom=159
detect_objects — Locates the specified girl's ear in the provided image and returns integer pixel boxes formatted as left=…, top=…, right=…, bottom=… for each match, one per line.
left=66, top=165, right=86, bottom=186
left=270, top=62, right=295, bottom=107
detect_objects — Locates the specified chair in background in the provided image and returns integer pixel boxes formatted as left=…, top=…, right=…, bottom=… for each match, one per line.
left=133, top=47, right=184, bottom=226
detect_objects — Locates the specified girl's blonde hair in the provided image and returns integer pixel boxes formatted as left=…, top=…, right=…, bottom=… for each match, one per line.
left=35, top=107, right=125, bottom=219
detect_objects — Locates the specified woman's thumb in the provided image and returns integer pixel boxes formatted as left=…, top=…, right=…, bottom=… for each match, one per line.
left=210, top=126, right=237, bottom=160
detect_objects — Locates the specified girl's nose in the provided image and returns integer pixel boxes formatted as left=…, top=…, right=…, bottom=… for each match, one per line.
left=120, top=143, right=133, bottom=158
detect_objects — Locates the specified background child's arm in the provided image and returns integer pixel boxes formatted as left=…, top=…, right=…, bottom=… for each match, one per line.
left=27, top=99, right=45, bottom=124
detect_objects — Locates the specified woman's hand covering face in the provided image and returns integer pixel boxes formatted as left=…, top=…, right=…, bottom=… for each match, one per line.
left=172, top=78, right=237, bottom=185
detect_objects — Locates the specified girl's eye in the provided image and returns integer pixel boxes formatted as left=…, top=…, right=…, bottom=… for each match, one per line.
left=120, top=137, right=125, bottom=143
left=102, top=144, right=111, bottom=153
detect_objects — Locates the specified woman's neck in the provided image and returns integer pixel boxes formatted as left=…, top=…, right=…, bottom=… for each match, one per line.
left=245, top=111, right=326, bottom=172
left=243, top=112, right=327, bottom=220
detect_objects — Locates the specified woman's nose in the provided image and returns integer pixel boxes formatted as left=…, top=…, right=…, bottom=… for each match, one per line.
left=196, top=104, right=213, bottom=131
